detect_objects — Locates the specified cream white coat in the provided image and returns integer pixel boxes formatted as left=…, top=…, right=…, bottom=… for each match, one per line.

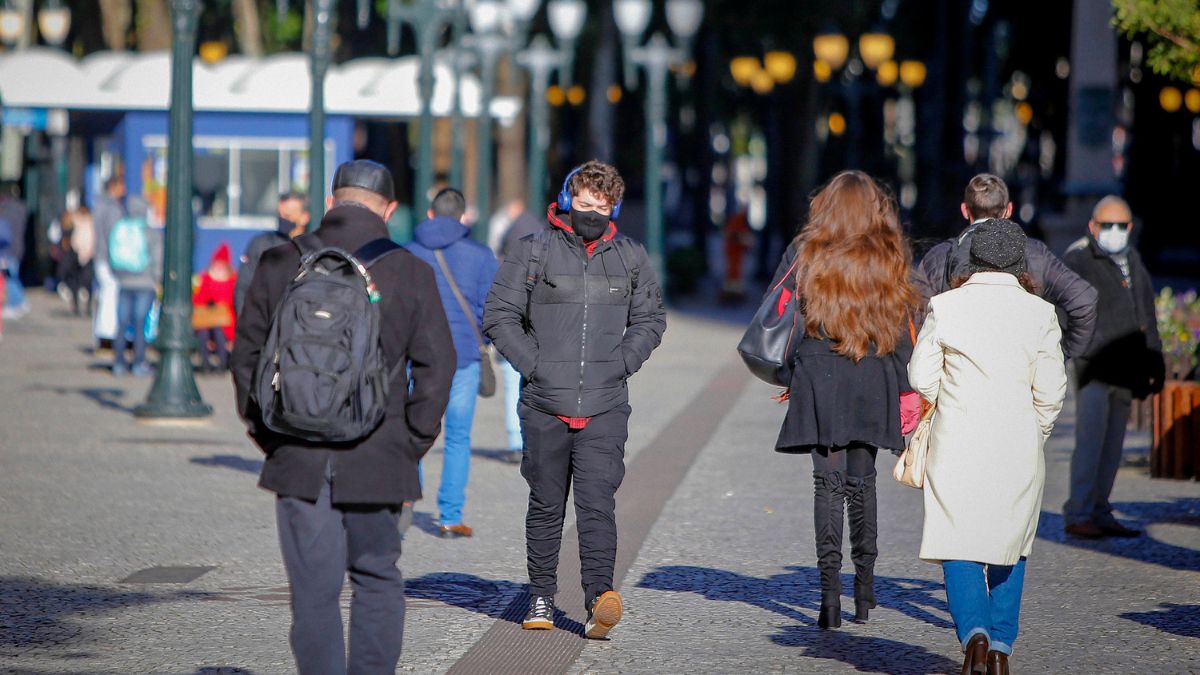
left=908, top=273, right=1068, bottom=565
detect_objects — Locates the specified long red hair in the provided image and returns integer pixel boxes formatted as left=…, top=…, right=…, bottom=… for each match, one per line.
left=793, top=171, right=919, bottom=362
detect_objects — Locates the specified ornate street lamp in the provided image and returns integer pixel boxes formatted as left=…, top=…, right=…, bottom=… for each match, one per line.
left=616, top=0, right=704, bottom=289
left=899, top=60, right=927, bottom=89
left=858, top=30, right=895, bottom=71
left=545, top=0, right=584, bottom=87
left=812, top=31, right=849, bottom=71
left=308, top=0, right=334, bottom=221
left=135, top=0, right=211, bottom=419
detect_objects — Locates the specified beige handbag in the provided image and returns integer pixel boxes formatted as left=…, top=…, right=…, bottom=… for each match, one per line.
left=894, top=401, right=935, bottom=489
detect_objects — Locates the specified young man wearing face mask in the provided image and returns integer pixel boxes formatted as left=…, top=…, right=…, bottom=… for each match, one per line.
left=483, top=160, right=666, bottom=639
left=1060, top=195, right=1165, bottom=540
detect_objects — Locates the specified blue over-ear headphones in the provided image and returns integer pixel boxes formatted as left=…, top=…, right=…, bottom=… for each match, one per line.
left=557, top=165, right=622, bottom=220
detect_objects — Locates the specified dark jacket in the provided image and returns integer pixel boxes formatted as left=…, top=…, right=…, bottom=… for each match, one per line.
left=483, top=205, right=667, bottom=418
left=234, top=221, right=290, bottom=318
left=231, top=204, right=457, bottom=505
left=405, top=216, right=499, bottom=369
left=917, top=224, right=1098, bottom=357
left=500, top=210, right=545, bottom=260
left=1063, top=236, right=1165, bottom=397
left=770, top=245, right=915, bottom=454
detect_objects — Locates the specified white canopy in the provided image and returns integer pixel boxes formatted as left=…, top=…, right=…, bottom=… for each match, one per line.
left=0, top=47, right=519, bottom=121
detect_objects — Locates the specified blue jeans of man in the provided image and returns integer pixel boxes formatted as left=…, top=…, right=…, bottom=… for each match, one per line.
left=942, top=558, right=1027, bottom=656
left=438, top=362, right=480, bottom=526
left=114, top=287, right=155, bottom=370
left=502, top=358, right=522, bottom=451
left=4, top=263, right=25, bottom=309
left=276, top=463, right=405, bottom=675
left=1064, top=382, right=1131, bottom=527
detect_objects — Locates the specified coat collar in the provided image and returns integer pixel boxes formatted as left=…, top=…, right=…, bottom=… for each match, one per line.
left=545, top=203, right=617, bottom=255
left=961, top=271, right=1021, bottom=287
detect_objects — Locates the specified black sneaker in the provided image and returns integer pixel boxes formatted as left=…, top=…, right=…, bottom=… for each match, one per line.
left=522, top=595, right=554, bottom=630
left=584, top=590, right=623, bottom=639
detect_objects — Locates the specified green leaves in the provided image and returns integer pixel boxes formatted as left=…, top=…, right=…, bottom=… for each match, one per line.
left=1113, top=0, right=1200, bottom=83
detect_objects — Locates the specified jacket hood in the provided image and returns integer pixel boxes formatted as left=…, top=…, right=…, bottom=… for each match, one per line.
left=545, top=203, right=617, bottom=244
left=414, top=215, right=470, bottom=250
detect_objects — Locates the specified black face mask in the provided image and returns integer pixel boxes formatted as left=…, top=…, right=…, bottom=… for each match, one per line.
left=571, top=208, right=610, bottom=241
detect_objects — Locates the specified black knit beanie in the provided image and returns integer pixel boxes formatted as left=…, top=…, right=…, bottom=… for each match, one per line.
left=967, top=218, right=1027, bottom=277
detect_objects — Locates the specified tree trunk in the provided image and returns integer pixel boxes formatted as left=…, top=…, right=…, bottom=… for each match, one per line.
left=135, top=0, right=172, bottom=51
left=99, top=0, right=132, bottom=50
left=232, top=0, right=264, bottom=57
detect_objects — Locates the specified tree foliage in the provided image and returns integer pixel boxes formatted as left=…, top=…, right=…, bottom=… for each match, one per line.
left=1113, top=0, right=1200, bottom=82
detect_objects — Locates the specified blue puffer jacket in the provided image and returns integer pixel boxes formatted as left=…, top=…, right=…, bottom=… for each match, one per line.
left=406, top=216, right=499, bottom=369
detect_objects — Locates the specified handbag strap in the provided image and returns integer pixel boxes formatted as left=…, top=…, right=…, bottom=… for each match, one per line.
left=432, top=249, right=486, bottom=351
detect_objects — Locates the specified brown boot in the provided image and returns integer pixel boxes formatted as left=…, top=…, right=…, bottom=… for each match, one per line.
left=986, top=650, right=1009, bottom=675
left=961, top=634, right=988, bottom=675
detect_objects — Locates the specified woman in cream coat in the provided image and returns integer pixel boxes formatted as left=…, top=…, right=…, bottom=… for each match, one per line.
left=908, top=219, right=1068, bottom=675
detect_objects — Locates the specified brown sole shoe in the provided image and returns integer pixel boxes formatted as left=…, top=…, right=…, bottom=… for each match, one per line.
left=521, top=617, right=553, bottom=630
left=438, top=524, right=474, bottom=538
left=584, top=591, right=623, bottom=639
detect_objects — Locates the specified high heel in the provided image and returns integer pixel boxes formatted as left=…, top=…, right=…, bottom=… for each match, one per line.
left=818, top=601, right=842, bottom=629
left=854, top=599, right=872, bottom=622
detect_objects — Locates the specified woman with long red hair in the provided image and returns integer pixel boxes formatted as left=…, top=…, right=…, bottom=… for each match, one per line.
left=770, top=171, right=921, bottom=629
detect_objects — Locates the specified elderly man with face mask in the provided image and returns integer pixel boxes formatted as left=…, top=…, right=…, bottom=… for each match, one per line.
left=1061, top=195, right=1165, bottom=540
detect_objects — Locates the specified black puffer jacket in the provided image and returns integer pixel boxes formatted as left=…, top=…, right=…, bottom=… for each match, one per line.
left=917, top=224, right=1098, bottom=357
left=1063, top=235, right=1165, bottom=397
left=483, top=205, right=666, bottom=418
left=231, top=204, right=457, bottom=505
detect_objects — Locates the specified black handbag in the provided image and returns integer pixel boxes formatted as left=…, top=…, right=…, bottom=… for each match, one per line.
left=737, top=258, right=800, bottom=386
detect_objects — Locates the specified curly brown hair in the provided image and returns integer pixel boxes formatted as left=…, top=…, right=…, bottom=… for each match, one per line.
left=568, top=160, right=625, bottom=206
left=793, top=171, right=921, bottom=362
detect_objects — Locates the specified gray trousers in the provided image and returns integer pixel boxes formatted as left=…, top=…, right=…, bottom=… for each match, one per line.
left=276, top=466, right=405, bottom=675
left=1064, top=382, right=1131, bottom=526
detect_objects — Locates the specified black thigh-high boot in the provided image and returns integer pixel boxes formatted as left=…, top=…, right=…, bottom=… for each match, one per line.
left=845, top=473, right=878, bottom=621
left=813, top=470, right=845, bottom=629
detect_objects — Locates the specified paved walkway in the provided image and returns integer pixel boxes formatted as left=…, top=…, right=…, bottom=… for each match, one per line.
left=1, top=290, right=1197, bottom=674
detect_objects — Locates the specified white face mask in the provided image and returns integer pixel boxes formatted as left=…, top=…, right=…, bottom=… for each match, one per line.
left=1096, top=226, right=1130, bottom=254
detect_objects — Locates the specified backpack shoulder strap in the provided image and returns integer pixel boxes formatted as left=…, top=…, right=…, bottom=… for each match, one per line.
left=293, top=232, right=324, bottom=258
left=525, top=230, right=552, bottom=294
left=353, top=237, right=403, bottom=267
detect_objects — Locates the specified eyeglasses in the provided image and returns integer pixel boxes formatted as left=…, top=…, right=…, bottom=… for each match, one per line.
left=1096, top=221, right=1130, bottom=230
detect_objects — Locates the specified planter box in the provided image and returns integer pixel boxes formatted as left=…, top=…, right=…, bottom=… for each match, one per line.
left=1151, top=380, right=1200, bottom=479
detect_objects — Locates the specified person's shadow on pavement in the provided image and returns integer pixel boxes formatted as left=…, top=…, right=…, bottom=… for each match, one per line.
left=636, top=565, right=959, bottom=674
left=1036, top=502, right=1200, bottom=573
left=1119, top=603, right=1200, bottom=639
left=404, top=572, right=585, bottom=635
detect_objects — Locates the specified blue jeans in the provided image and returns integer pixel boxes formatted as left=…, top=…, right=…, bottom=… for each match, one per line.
left=942, top=559, right=1027, bottom=656
left=4, top=264, right=25, bottom=309
left=502, top=358, right=523, bottom=451
left=438, top=362, right=480, bottom=526
left=114, top=288, right=156, bottom=369
left=1064, top=382, right=1131, bottom=527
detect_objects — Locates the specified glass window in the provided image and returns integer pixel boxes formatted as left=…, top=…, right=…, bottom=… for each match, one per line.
left=238, top=148, right=281, bottom=218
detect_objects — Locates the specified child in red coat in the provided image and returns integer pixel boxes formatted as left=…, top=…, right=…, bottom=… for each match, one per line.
left=193, top=242, right=237, bottom=371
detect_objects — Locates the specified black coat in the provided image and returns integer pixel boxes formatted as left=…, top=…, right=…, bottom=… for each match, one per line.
left=770, top=246, right=914, bottom=454
left=483, top=206, right=666, bottom=418
left=231, top=204, right=457, bottom=505
left=233, top=227, right=288, bottom=318
left=917, top=226, right=1098, bottom=357
left=1063, top=236, right=1165, bottom=397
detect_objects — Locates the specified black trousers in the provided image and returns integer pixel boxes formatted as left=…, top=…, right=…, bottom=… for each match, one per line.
left=276, top=465, right=405, bottom=675
left=520, top=401, right=630, bottom=607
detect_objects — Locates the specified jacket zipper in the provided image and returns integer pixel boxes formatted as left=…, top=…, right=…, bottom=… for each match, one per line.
left=578, top=252, right=589, bottom=416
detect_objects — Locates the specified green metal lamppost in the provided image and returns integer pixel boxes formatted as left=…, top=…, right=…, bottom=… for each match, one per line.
left=390, top=0, right=457, bottom=216
left=515, top=0, right=585, bottom=211
left=135, top=0, right=211, bottom=419
left=308, top=0, right=335, bottom=221
left=464, top=0, right=507, bottom=243
left=615, top=0, right=704, bottom=288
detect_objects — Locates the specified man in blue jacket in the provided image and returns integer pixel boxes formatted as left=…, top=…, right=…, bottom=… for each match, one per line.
left=405, top=187, right=499, bottom=538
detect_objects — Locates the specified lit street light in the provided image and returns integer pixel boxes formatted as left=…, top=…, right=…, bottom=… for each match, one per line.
left=135, top=0, right=211, bottom=419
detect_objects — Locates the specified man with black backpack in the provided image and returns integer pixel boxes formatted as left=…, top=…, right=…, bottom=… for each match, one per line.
left=916, top=173, right=1098, bottom=358
left=231, top=160, right=455, bottom=674
left=484, top=160, right=667, bottom=639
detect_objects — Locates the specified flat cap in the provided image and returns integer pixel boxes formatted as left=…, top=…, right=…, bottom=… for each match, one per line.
left=968, top=218, right=1027, bottom=277
left=332, top=160, right=395, bottom=202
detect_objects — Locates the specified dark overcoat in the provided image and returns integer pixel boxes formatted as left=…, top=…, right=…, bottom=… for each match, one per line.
left=231, top=203, right=457, bottom=505
left=770, top=245, right=914, bottom=454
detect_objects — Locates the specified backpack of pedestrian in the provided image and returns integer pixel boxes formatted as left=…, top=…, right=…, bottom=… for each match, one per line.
left=908, top=219, right=1067, bottom=675
left=253, top=233, right=402, bottom=443
left=107, top=216, right=150, bottom=274
left=769, top=171, right=921, bottom=630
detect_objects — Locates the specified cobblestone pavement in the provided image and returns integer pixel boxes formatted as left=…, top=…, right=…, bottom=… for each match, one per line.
left=1, top=291, right=1198, bottom=674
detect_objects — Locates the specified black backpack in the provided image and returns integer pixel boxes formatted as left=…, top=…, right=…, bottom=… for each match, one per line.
left=254, top=233, right=402, bottom=443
